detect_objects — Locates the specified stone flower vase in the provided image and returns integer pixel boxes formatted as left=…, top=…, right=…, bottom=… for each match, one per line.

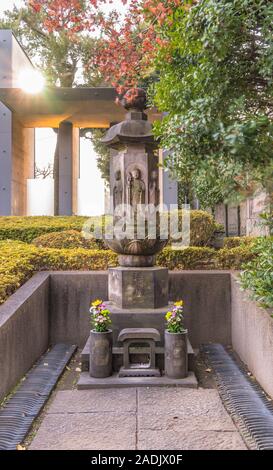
left=164, top=330, right=188, bottom=379
left=89, top=330, right=113, bottom=378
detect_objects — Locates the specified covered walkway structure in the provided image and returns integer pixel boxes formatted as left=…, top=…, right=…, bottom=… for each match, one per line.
left=0, top=30, right=175, bottom=216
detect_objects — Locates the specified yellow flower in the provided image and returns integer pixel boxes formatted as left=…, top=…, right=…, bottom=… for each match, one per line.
left=174, top=300, right=183, bottom=307
left=92, top=299, right=102, bottom=307
left=165, top=311, right=172, bottom=320
left=101, top=309, right=110, bottom=316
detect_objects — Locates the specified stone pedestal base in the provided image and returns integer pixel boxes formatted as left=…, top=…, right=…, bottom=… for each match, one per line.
left=108, top=267, right=168, bottom=309
left=78, top=371, right=197, bottom=389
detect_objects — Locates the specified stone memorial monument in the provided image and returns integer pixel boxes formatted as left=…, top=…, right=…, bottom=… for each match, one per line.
left=102, top=87, right=168, bottom=312
left=78, top=89, right=195, bottom=387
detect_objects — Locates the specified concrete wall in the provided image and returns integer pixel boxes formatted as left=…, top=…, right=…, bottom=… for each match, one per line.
left=169, top=271, right=231, bottom=346
left=0, top=30, right=33, bottom=88
left=48, top=271, right=231, bottom=348
left=0, top=273, right=50, bottom=402
left=0, top=30, right=35, bottom=215
left=12, top=116, right=34, bottom=215
left=0, top=102, right=12, bottom=215
left=1, top=270, right=273, bottom=399
left=231, top=274, right=273, bottom=398
left=0, top=109, right=34, bottom=215
left=49, top=272, right=108, bottom=347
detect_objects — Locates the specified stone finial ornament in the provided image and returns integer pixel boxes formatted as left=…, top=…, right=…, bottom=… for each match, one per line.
left=120, top=88, right=147, bottom=111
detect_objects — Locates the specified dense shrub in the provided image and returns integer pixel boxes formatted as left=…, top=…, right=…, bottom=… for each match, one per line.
left=223, top=236, right=256, bottom=249
left=0, top=241, right=219, bottom=305
left=217, top=246, right=256, bottom=270
left=157, top=247, right=216, bottom=270
left=169, top=210, right=217, bottom=247
left=0, top=241, right=42, bottom=304
left=32, top=230, right=105, bottom=250
left=0, top=216, right=89, bottom=243
left=240, top=237, right=273, bottom=309
left=0, top=240, right=117, bottom=305
left=41, top=248, right=118, bottom=271
left=0, top=212, right=217, bottom=247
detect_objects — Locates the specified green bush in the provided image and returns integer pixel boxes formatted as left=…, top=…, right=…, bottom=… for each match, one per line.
left=32, top=230, right=105, bottom=250
left=0, top=241, right=42, bottom=304
left=41, top=248, right=118, bottom=271
left=0, top=216, right=90, bottom=243
left=0, top=212, right=217, bottom=247
left=157, top=247, right=216, bottom=270
left=223, top=236, right=256, bottom=249
left=0, top=240, right=118, bottom=305
left=217, top=245, right=256, bottom=270
left=169, top=210, right=217, bottom=247
left=240, top=237, right=273, bottom=309
left=0, top=240, right=221, bottom=305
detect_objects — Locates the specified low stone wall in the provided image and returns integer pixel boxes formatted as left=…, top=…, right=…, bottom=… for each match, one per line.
left=0, top=272, right=49, bottom=402
left=231, top=274, right=273, bottom=398
left=169, top=271, right=231, bottom=347
left=49, top=271, right=231, bottom=348
left=1, top=269, right=272, bottom=400
left=49, top=272, right=108, bottom=347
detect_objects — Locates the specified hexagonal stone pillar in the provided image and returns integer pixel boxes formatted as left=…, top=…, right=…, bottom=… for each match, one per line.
left=108, top=266, right=168, bottom=309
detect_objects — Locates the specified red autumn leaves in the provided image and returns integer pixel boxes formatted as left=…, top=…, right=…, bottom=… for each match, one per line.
left=28, top=0, right=196, bottom=91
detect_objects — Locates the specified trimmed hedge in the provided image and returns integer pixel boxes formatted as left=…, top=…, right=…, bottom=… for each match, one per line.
left=0, top=212, right=217, bottom=247
left=0, top=237, right=256, bottom=305
left=0, top=216, right=89, bottom=243
left=168, top=210, right=217, bottom=246
left=223, top=236, right=256, bottom=249
left=157, top=247, right=216, bottom=270
left=217, top=246, right=256, bottom=270
left=0, top=240, right=118, bottom=305
left=0, top=241, right=42, bottom=304
left=41, top=248, right=118, bottom=271
left=32, top=230, right=105, bottom=250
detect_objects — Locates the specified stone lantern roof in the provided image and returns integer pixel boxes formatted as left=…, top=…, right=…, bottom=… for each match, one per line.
left=101, top=88, right=155, bottom=149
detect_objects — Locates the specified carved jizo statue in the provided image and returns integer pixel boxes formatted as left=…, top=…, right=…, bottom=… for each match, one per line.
left=113, top=170, right=123, bottom=209
left=127, top=168, right=145, bottom=211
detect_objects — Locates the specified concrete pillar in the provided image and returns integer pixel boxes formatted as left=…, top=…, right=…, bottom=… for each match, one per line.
left=12, top=117, right=34, bottom=215
left=57, top=121, right=79, bottom=215
left=0, top=103, right=35, bottom=215
left=0, top=102, right=12, bottom=215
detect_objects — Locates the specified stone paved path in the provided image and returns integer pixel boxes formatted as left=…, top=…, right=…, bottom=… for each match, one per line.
left=30, top=388, right=247, bottom=450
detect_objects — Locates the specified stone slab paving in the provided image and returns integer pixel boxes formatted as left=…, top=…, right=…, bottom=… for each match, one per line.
left=30, top=388, right=247, bottom=450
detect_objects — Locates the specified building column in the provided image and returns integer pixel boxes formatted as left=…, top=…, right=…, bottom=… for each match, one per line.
left=0, top=102, right=12, bottom=215
left=57, top=121, right=79, bottom=215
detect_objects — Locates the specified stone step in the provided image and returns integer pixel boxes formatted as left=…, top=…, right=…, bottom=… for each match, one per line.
left=81, top=336, right=196, bottom=373
left=78, top=371, right=198, bottom=390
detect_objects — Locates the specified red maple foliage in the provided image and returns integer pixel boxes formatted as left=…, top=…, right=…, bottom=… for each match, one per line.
left=28, top=0, right=196, bottom=92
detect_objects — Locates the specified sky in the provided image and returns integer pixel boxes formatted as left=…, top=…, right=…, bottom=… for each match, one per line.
left=0, top=0, right=23, bottom=14
left=0, top=0, right=127, bottom=215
